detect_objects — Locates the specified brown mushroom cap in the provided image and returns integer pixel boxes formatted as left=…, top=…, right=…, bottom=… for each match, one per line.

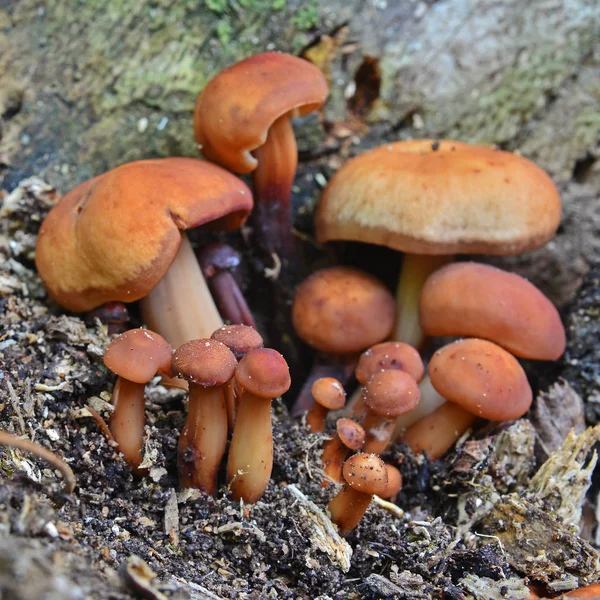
left=211, top=325, right=264, bottom=359
left=362, top=370, right=421, bottom=417
left=35, top=158, right=253, bottom=312
left=342, top=453, right=388, bottom=496
left=312, top=377, right=347, bottom=410
left=429, top=338, right=532, bottom=420
left=316, top=140, right=561, bottom=255
left=103, top=328, right=172, bottom=384
left=382, top=464, right=403, bottom=499
left=420, top=262, right=566, bottom=360
left=171, top=339, right=237, bottom=387
left=336, top=418, right=365, bottom=451
left=355, top=341, right=425, bottom=384
left=194, top=52, right=328, bottom=174
left=235, top=348, right=291, bottom=399
left=292, top=266, right=396, bottom=354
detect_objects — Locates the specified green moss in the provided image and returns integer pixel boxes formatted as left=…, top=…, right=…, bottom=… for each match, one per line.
left=291, top=0, right=319, bottom=31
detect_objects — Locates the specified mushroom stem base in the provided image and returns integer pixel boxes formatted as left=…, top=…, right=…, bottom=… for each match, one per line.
left=178, top=384, right=228, bottom=495
left=140, top=233, right=224, bottom=349
left=328, top=485, right=372, bottom=536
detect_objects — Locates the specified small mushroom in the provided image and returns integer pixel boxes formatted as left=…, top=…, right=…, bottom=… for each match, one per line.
left=197, top=242, right=257, bottom=329
left=402, top=338, right=533, bottom=459
left=103, top=329, right=172, bottom=471
left=419, top=261, right=566, bottom=360
left=359, top=370, right=420, bottom=454
left=227, top=348, right=291, bottom=503
left=194, top=52, right=328, bottom=263
left=321, top=418, right=365, bottom=485
left=36, top=158, right=253, bottom=348
left=315, top=140, right=562, bottom=348
left=171, top=339, right=237, bottom=495
left=211, top=324, right=264, bottom=430
left=327, top=453, right=388, bottom=536
left=291, top=266, right=396, bottom=415
left=306, top=377, right=347, bottom=433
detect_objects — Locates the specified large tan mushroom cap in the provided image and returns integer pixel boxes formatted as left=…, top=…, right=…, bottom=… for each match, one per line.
left=292, top=266, right=396, bottom=354
left=194, top=52, right=328, bottom=174
left=35, top=158, right=253, bottom=312
left=429, top=338, right=532, bottom=420
left=316, top=140, right=561, bottom=255
left=420, top=262, right=566, bottom=360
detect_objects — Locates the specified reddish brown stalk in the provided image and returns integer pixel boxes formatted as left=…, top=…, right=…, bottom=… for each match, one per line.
left=0, top=430, right=76, bottom=493
left=110, top=378, right=146, bottom=471
left=252, top=114, right=298, bottom=261
left=178, top=384, right=228, bottom=494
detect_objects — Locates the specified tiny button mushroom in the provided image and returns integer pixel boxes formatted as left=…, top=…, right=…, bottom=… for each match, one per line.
left=321, top=418, right=366, bottom=486
left=360, top=370, right=421, bottom=454
left=419, top=262, right=566, bottom=360
left=402, top=338, right=533, bottom=460
left=327, top=453, right=388, bottom=536
left=211, top=324, right=264, bottom=430
left=227, top=348, right=291, bottom=503
left=306, top=377, right=347, bottom=433
left=171, top=339, right=237, bottom=495
left=103, top=328, right=172, bottom=471
left=291, top=266, right=396, bottom=415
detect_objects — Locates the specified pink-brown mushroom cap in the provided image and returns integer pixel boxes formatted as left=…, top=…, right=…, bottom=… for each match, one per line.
left=342, top=453, right=388, bottom=496
left=312, top=377, right=347, bottom=410
left=211, top=324, right=264, bottom=359
left=420, top=262, right=566, bottom=360
left=171, top=339, right=237, bottom=387
left=104, top=328, right=172, bottom=384
left=429, top=338, right=533, bottom=421
left=355, top=341, right=425, bottom=384
left=235, top=348, right=291, bottom=398
left=336, top=418, right=365, bottom=451
left=362, top=370, right=421, bottom=417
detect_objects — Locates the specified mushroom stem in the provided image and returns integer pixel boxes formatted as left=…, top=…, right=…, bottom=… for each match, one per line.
left=328, top=485, right=372, bottom=536
left=361, top=413, right=397, bottom=455
left=392, top=375, right=446, bottom=439
left=252, top=114, right=298, bottom=261
left=393, top=254, right=450, bottom=348
left=209, top=271, right=257, bottom=328
left=178, top=383, right=228, bottom=495
left=306, top=403, right=329, bottom=433
left=140, top=233, right=224, bottom=349
left=321, top=436, right=350, bottom=486
left=401, top=402, right=476, bottom=460
left=227, top=391, right=273, bottom=503
left=110, top=377, right=146, bottom=470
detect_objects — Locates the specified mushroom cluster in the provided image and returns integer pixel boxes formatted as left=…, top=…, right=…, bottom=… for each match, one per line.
left=34, top=51, right=567, bottom=545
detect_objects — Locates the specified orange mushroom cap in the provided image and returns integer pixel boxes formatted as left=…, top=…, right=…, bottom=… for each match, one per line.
left=429, top=338, right=533, bottom=420
left=235, top=348, right=291, bottom=399
left=194, top=52, right=328, bottom=174
left=336, top=418, right=365, bottom=451
left=420, top=262, right=566, bottom=360
left=36, top=158, right=253, bottom=312
left=355, top=341, right=425, bottom=384
left=171, top=339, right=237, bottom=387
left=316, top=140, right=561, bottom=255
left=343, top=453, right=388, bottom=496
left=103, top=328, right=172, bottom=384
left=211, top=324, right=264, bottom=359
left=382, top=464, right=403, bottom=499
left=312, top=377, right=347, bottom=411
left=362, top=370, right=421, bottom=417
left=292, top=266, right=396, bottom=354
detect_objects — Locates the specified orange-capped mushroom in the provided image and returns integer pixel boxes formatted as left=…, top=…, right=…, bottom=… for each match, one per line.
left=328, top=453, right=388, bottom=536
left=227, top=348, right=291, bottom=503
left=402, top=338, right=532, bottom=459
left=103, top=328, right=172, bottom=471
left=36, top=158, right=253, bottom=349
left=420, top=262, right=566, bottom=360
left=321, top=418, right=365, bottom=486
left=306, top=377, right=346, bottom=433
left=194, top=52, right=328, bottom=260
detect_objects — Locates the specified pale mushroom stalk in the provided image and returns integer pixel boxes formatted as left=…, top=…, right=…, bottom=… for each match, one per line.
left=392, top=254, right=450, bottom=348
left=252, top=114, right=298, bottom=261
left=140, top=234, right=223, bottom=349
